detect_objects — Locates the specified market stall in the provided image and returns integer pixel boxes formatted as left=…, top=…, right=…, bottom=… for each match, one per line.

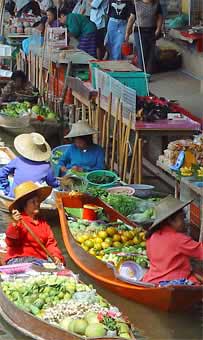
left=157, top=135, right=203, bottom=233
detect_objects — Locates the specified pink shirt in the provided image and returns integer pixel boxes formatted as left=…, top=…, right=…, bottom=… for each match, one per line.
left=143, top=225, right=203, bottom=284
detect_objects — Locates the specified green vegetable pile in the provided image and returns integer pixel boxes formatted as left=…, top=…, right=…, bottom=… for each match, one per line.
left=103, top=245, right=149, bottom=268
left=32, top=104, right=56, bottom=120
left=2, top=274, right=134, bottom=339
left=88, top=173, right=116, bottom=185
left=52, top=150, right=64, bottom=165
left=2, top=275, right=79, bottom=317
left=1, top=101, right=31, bottom=117
left=85, top=186, right=157, bottom=223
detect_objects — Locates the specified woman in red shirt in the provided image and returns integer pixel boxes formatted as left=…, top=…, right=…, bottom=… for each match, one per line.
left=143, top=196, right=203, bottom=285
left=5, top=181, right=64, bottom=265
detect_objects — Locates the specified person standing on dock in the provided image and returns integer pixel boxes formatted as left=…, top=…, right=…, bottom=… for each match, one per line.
left=89, top=0, right=108, bottom=59
left=125, top=0, right=163, bottom=73
left=105, top=0, right=134, bottom=60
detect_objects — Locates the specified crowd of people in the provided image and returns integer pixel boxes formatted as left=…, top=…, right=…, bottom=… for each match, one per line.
left=5, top=0, right=165, bottom=71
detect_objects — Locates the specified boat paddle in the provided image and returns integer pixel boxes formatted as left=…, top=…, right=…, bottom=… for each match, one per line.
left=20, top=219, right=61, bottom=266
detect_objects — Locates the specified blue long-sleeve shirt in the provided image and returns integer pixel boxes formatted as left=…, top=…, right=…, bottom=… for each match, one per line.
left=0, top=156, right=58, bottom=197
left=58, top=144, right=105, bottom=174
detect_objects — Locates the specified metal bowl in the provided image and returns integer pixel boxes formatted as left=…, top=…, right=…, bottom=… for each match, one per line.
left=130, top=184, right=155, bottom=198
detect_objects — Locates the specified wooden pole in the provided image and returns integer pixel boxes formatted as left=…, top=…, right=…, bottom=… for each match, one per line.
left=95, top=89, right=100, bottom=144
left=128, top=132, right=139, bottom=184
left=105, top=93, right=112, bottom=166
left=123, top=115, right=132, bottom=182
left=138, top=138, right=143, bottom=184
left=110, top=98, right=120, bottom=171
left=101, top=112, right=107, bottom=148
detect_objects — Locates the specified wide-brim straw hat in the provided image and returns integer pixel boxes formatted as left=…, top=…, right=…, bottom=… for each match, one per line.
left=64, top=120, right=98, bottom=139
left=14, top=133, right=51, bottom=162
left=9, top=181, right=52, bottom=212
left=149, top=195, right=192, bottom=230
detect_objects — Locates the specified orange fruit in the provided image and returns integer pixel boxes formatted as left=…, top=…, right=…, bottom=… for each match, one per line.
left=113, top=241, right=122, bottom=247
left=98, top=230, right=108, bottom=239
left=121, top=235, right=128, bottom=243
left=81, top=245, right=89, bottom=252
left=84, top=239, right=94, bottom=249
left=89, top=248, right=96, bottom=256
left=133, top=236, right=139, bottom=244
left=95, top=237, right=103, bottom=244
left=104, top=237, right=113, bottom=245
left=101, top=241, right=110, bottom=249
left=94, top=243, right=103, bottom=251
left=113, top=234, right=121, bottom=242
left=106, top=227, right=117, bottom=236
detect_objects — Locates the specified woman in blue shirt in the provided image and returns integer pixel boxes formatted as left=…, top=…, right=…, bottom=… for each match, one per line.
left=0, top=133, right=58, bottom=197
left=58, top=120, right=105, bottom=175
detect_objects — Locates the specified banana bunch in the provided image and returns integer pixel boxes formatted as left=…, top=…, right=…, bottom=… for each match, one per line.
left=197, top=167, right=203, bottom=177
left=180, top=166, right=193, bottom=177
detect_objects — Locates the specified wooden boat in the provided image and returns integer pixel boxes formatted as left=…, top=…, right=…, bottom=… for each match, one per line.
left=0, top=146, right=56, bottom=212
left=0, top=279, right=133, bottom=340
left=56, top=192, right=203, bottom=312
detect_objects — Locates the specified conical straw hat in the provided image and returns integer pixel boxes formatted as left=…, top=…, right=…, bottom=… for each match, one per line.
left=149, top=195, right=192, bottom=230
left=64, top=120, right=98, bottom=139
left=9, top=181, right=52, bottom=212
left=14, top=133, right=51, bottom=162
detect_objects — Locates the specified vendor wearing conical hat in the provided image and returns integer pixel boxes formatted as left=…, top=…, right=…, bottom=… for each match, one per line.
left=142, top=196, right=203, bottom=285
left=0, top=133, right=59, bottom=197
left=58, top=120, right=105, bottom=176
left=5, top=181, right=64, bottom=265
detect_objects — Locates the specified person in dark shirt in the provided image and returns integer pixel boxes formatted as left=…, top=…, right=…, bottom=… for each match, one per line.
left=105, top=0, right=134, bottom=60
left=125, top=0, right=163, bottom=73
left=5, top=0, right=15, bottom=16
left=16, top=0, right=41, bottom=17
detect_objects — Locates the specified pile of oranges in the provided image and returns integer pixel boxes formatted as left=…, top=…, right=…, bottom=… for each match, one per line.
left=75, top=227, right=146, bottom=258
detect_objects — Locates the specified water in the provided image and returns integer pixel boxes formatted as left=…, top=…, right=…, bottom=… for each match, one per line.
left=0, top=131, right=202, bottom=340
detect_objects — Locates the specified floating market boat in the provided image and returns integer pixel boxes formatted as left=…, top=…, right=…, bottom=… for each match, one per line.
left=0, top=267, right=136, bottom=340
left=56, top=192, right=203, bottom=312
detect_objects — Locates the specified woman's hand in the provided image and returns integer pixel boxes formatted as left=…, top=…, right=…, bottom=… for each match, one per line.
left=61, top=166, right=67, bottom=174
left=53, top=257, right=63, bottom=265
left=12, top=209, right=22, bottom=223
left=72, top=166, right=83, bottom=172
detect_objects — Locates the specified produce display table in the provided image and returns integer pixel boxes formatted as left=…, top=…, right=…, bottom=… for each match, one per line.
left=169, top=28, right=203, bottom=53
left=157, top=160, right=203, bottom=236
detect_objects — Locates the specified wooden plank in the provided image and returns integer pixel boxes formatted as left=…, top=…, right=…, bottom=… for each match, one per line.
left=145, top=158, right=175, bottom=188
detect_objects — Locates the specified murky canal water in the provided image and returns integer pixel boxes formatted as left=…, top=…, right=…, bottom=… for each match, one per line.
left=0, top=130, right=202, bottom=340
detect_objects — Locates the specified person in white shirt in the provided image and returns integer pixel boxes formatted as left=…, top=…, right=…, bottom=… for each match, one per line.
left=89, top=0, right=108, bottom=59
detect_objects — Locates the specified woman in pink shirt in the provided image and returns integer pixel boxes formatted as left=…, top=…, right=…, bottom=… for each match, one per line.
left=143, top=196, right=203, bottom=285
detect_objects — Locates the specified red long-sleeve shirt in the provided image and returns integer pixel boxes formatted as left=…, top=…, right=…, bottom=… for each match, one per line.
left=143, top=225, right=203, bottom=284
left=5, top=213, right=65, bottom=264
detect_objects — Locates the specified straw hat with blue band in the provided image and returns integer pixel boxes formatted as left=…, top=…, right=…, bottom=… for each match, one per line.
left=149, top=196, right=192, bottom=231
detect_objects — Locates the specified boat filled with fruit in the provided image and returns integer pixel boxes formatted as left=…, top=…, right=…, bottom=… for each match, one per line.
left=56, top=191, right=203, bottom=312
left=0, top=264, right=138, bottom=340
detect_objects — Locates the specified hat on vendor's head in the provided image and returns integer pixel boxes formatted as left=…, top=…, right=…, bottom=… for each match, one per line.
left=14, top=133, right=51, bottom=162
left=149, top=195, right=192, bottom=231
left=64, top=120, right=98, bottom=139
left=9, top=181, right=52, bottom=212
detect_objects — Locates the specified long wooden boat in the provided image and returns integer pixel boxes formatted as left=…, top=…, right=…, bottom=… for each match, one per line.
left=56, top=192, right=203, bottom=312
left=0, top=146, right=56, bottom=212
left=0, top=280, right=132, bottom=340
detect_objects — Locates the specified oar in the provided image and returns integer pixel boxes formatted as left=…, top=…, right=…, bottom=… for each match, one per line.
left=20, top=219, right=57, bottom=264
